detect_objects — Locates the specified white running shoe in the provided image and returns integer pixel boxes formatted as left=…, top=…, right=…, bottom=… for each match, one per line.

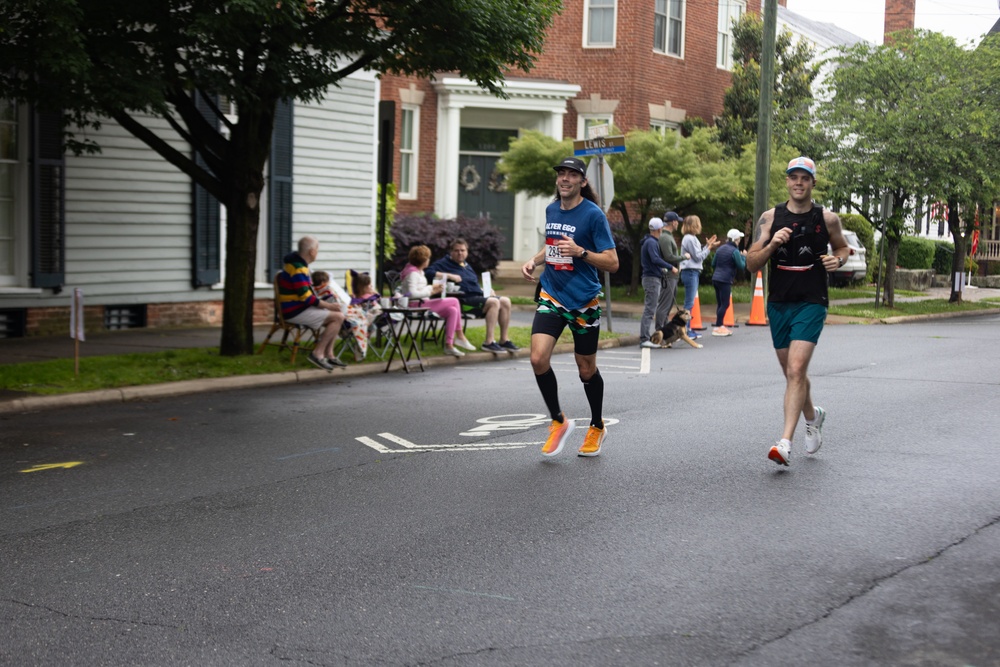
left=454, top=338, right=476, bottom=351
left=640, top=340, right=659, bottom=349
left=804, top=406, right=825, bottom=454
left=443, top=347, right=465, bottom=357
left=768, top=439, right=791, bottom=466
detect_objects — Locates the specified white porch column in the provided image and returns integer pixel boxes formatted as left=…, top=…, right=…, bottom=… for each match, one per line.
left=435, top=102, right=462, bottom=218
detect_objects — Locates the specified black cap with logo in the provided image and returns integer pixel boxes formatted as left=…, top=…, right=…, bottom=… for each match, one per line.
left=553, top=157, right=587, bottom=176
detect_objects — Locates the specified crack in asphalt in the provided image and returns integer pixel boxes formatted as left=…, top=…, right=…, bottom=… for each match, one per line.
left=3, top=597, right=181, bottom=630
left=731, top=513, right=1000, bottom=663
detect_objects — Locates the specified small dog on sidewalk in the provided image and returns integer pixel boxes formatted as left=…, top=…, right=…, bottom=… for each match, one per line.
left=650, top=309, right=703, bottom=349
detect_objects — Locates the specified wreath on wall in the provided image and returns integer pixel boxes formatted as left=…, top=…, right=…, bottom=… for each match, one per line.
left=460, top=164, right=481, bottom=192
left=487, top=168, right=508, bottom=193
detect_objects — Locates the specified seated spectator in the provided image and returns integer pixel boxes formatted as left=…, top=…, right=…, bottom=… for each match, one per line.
left=401, top=244, right=476, bottom=358
left=312, top=270, right=335, bottom=301
left=279, top=236, right=346, bottom=370
left=425, top=238, right=519, bottom=354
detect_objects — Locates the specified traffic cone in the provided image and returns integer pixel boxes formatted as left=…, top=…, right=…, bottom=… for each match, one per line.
left=723, top=295, right=737, bottom=327
left=747, top=271, right=767, bottom=326
left=690, top=292, right=706, bottom=330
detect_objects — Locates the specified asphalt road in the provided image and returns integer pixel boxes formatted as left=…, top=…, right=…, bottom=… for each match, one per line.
left=2, top=314, right=999, bottom=666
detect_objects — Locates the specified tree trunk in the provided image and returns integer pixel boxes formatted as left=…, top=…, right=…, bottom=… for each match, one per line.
left=882, top=237, right=899, bottom=307
left=947, top=198, right=964, bottom=304
left=218, top=113, right=270, bottom=356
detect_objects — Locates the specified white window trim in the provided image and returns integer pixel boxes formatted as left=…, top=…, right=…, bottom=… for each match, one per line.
left=0, top=102, right=28, bottom=288
left=653, top=0, right=685, bottom=59
left=717, top=0, right=746, bottom=70
left=399, top=105, right=419, bottom=200
left=649, top=120, right=681, bottom=135
left=576, top=114, right=614, bottom=141
left=583, top=0, right=617, bottom=49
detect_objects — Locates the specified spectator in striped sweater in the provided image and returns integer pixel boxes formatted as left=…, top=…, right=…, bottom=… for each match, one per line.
left=278, top=236, right=346, bottom=370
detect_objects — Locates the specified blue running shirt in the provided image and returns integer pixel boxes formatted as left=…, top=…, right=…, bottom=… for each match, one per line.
left=540, top=198, right=616, bottom=311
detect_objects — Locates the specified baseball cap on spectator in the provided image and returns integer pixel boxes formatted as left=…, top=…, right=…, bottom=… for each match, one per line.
left=786, top=156, right=816, bottom=177
left=663, top=211, right=681, bottom=222
left=649, top=218, right=665, bottom=231
left=553, top=157, right=587, bottom=176
left=727, top=228, right=745, bottom=241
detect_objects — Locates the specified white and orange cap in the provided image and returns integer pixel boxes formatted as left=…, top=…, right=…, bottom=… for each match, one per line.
left=786, top=156, right=816, bottom=177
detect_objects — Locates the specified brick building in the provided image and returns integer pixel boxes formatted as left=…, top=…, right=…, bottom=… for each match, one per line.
left=381, top=0, right=767, bottom=262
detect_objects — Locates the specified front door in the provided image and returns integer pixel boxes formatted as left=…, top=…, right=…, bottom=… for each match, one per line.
left=456, top=128, right=518, bottom=259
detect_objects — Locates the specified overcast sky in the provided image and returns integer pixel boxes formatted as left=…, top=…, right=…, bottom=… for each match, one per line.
left=784, top=0, right=999, bottom=46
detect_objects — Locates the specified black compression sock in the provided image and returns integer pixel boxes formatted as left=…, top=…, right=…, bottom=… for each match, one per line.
left=534, top=368, right=562, bottom=421
left=581, top=368, right=604, bottom=428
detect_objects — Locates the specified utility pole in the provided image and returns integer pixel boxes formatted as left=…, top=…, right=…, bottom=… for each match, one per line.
left=752, top=0, right=778, bottom=309
left=753, top=0, right=778, bottom=227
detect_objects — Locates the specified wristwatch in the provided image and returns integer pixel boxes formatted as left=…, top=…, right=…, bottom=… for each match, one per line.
left=580, top=249, right=589, bottom=260
left=837, top=255, right=845, bottom=267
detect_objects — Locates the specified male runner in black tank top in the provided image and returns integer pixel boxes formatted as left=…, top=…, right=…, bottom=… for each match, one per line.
left=746, top=157, right=850, bottom=467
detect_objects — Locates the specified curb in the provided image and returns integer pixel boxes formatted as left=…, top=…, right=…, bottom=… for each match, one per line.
left=0, top=335, right=641, bottom=415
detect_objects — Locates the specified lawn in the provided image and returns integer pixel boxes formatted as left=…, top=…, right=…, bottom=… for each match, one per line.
left=0, top=325, right=624, bottom=396
left=828, top=299, right=996, bottom=319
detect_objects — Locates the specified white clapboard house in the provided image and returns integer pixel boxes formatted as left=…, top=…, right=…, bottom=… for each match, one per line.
left=0, top=70, right=379, bottom=338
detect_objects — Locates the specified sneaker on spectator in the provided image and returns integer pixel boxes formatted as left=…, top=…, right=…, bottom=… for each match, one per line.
left=481, top=341, right=504, bottom=353
left=444, top=347, right=465, bottom=357
left=804, top=406, right=825, bottom=454
left=688, top=330, right=702, bottom=340
left=768, top=439, right=791, bottom=466
left=454, top=338, right=476, bottom=351
left=328, top=356, right=347, bottom=368
left=307, top=353, right=335, bottom=371
left=712, top=326, right=732, bottom=337
left=578, top=424, right=607, bottom=457
left=499, top=340, right=520, bottom=353
left=640, top=340, right=659, bottom=349
left=542, top=416, right=575, bottom=457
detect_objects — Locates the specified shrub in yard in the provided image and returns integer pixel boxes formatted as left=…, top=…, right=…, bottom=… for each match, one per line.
left=609, top=221, right=635, bottom=287
left=896, top=236, right=936, bottom=270
left=932, top=241, right=954, bottom=275
left=390, top=214, right=504, bottom=274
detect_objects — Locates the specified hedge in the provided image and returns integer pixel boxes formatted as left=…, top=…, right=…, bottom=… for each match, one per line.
left=932, top=241, right=954, bottom=275
left=897, top=236, right=936, bottom=270
left=389, top=214, right=504, bottom=275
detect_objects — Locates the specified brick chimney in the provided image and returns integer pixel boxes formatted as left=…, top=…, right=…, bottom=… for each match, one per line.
left=885, top=0, right=916, bottom=38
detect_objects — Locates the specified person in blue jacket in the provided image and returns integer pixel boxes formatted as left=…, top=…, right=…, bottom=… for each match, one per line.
left=710, top=228, right=747, bottom=336
left=639, top=218, right=677, bottom=348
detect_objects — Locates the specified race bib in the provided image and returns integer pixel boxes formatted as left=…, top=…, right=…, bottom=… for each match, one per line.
left=545, top=237, right=574, bottom=271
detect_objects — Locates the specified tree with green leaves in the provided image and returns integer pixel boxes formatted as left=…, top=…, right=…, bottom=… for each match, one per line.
left=716, top=12, right=825, bottom=159
left=820, top=30, right=1000, bottom=305
left=1, top=0, right=559, bottom=354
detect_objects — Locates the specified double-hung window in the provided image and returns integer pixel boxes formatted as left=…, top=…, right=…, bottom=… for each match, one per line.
left=399, top=106, right=419, bottom=199
left=717, top=0, right=745, bottom=70
left=585, top=0, right=616, bottom=48
left=654, top=0, right=684, bottom=57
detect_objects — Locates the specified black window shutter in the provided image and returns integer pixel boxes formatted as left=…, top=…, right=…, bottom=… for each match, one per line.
left=30, top=108, right=65, bottom=289
left=268, top=98, right=293, bottom=280
left=192, top=90, right=221, bottom=287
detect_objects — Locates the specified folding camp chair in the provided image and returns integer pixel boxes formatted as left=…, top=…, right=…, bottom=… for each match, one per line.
left=257, top=275, right=318, bottom=363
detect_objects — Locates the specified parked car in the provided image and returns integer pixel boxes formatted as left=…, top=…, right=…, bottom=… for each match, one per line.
left=830, top=230, right=867, bottom=285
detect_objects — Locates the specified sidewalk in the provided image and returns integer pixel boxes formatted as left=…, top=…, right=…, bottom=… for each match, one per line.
left=2, top=284, right=997, bottom=413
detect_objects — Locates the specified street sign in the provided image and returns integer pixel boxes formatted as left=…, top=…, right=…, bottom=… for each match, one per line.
left=573, top=135, right=626, bottom=157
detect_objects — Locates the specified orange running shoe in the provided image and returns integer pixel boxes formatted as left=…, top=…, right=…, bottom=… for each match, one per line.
left=541, top=415, right=574, bottom=457
left=578, top=424, right=607, bottom=457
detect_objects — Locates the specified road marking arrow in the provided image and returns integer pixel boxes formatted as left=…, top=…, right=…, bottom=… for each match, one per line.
left=20, top=462, right=84, bottom=473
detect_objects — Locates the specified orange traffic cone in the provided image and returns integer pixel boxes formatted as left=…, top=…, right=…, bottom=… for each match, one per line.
left=747, top=271, right=767, bottom=326
left=690, top=292, right=706, bottom=331
left=723, top=295, right=737, bottom=327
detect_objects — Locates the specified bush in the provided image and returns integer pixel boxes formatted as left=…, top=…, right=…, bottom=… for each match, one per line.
left=389, top=214, right=504, bottom=274
left=896, top=236, right=936, bottom=270
left=932, top=241, right=954, bottom=275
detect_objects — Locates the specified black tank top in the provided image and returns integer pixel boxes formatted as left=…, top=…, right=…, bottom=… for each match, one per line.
left=768, top=202, right=830, bottom=306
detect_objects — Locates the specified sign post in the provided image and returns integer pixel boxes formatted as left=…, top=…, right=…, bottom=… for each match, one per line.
left=573, top=135, right=626, bottom=333
left=70, top=288, right=85, bottom=377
